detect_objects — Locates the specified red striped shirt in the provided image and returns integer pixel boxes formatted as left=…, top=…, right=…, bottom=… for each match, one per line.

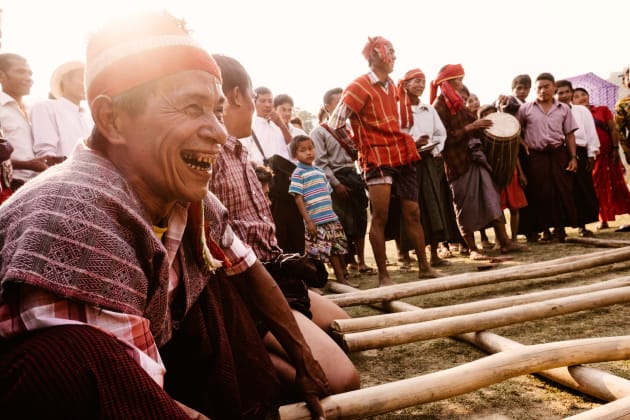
left=343, top=73, right=419, bottom=170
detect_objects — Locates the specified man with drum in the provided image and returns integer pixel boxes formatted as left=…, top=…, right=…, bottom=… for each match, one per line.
left=516, top=73, right=579, bottom=243
left=327, top=36, right=440, bottom=286
left=430, top=64, right=522, bottom=260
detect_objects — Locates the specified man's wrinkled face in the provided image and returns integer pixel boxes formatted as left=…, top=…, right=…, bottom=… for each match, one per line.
left=115, top=70, right=227, bottom=205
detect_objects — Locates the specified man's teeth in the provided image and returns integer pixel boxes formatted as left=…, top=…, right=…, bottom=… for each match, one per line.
left=182, top=152, right=214, bottom=171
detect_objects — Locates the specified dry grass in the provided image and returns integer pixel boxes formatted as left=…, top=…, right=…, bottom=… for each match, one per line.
left=327, top=216, right=630, bottom=419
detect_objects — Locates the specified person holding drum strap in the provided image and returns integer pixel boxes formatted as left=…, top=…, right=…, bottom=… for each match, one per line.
left=430, top=64, right=523, bottom=260
left=516, top=72, right=579, bottom=242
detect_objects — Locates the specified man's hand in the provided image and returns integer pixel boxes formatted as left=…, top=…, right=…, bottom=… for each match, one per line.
left=586, top=157, right=595, bottom=172
left=566, top=157, right=578, bottom=172
left=295, top=355, right=331, bottom=419
left=269, top=110, right=284, bottom=127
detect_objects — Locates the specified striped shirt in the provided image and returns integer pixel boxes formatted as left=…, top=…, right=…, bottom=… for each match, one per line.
left=328, top=71, right=419, bottom=171
left=289, top=162, right=338, bottom=225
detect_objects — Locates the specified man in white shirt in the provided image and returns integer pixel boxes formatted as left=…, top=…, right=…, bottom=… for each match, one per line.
left=555, top=79, right=600, bottom=237
left=0, top=53, right=48, bottom=190
left=273, top=93, right=306, bottom=139
left=241, top=86, right=292, bottom=165
left=31, top=61, right=94, bottom=159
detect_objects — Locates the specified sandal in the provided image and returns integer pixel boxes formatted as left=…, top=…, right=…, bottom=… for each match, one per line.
left=399, top=262, right=411, bottom=272
left=469, top=250, right=489, bottom=261
left=437, top=246, right=453, bottom=259
left=358, top=265, right=376, bottom=275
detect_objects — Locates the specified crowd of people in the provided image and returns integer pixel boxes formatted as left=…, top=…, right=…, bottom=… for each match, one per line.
left=1, top=9, right=630, bottom=420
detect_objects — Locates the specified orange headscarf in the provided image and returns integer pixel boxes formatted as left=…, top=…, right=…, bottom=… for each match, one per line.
left=397, top=68, right=425, bottom=129
left=430, top=64, right=465, bottom=114
left=361, top=36, right=394, bottom=66
left=86, top=11, right=221, bottom=105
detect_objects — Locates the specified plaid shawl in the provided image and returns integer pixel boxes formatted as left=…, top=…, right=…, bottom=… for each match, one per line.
left=0, top=147, right=222, bottom=347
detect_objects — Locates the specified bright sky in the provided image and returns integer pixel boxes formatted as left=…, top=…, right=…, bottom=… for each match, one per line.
left=1, top=0, right=626, bottom=115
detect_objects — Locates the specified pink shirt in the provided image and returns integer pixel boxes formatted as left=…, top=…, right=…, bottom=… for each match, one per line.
left=517, top=99, right=578, bottom=151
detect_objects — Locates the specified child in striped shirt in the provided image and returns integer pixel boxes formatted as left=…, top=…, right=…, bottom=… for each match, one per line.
left=289, top=135, right=357, bottom=287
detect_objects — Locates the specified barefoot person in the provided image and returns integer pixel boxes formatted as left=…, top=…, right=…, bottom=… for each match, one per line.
left=328, top=36, right=439, bottom=286
left=431, top=64, right=523, bottom=260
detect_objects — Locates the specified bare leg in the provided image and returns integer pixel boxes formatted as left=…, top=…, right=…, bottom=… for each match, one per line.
left=308, top=290, right=350, bottom=334
left=330, top=253, right=358, bottom=287
left=492, top=219, right=523, bottom=253
left=264, top=311, right=360, bottom=394
left=400, top=199, right=441, bottom=278
left=509, top=209, right=520, bottom=242
left=367, top=183, right=393, bottom=286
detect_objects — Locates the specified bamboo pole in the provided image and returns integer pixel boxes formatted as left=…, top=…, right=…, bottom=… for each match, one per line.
left=332, top=277, right=630, bottom=333
left=460, top=331, right=630, bottom=402
left=341, top=286, right=630, bottom=353
left=565, top=236, right=630, bottom=247
left=563, top=395, right=630, bottom=419
left=331, top=281, right=630, bottom=402
left=327, top=247, right=630, bottom=307
left=279, top=336, right=630, bottom=420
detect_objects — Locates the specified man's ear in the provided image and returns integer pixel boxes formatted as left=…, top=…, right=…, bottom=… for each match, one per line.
left=227, top=86, right=242, bottom=107
left=90, top=95, right=126, bottom=145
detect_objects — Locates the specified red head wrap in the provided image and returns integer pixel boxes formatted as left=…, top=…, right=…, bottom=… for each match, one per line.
left=86, top=11, right=221, bottom=105
left=361, top=36, right=394, bottom=66
left=429, top=64, right=465, bottom=105
left=397, top=68, right=425, bottom=129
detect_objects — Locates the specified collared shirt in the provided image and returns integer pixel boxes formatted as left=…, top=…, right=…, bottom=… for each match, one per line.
left=311, top=123, right=357, bottom=187
left=211, top=135, right=282, bottom=262
left=0, top=91, right=36, bottom=181
left=328, top=71, right=419, bottom=171
left=517, top=99, right=578, bottom=151
left=570, top=104, right=600, bottom=157
left=289, top=162, right=337, bottom=225
left=240, top=115, right=290, bottom=165
left=30, top=97, right=94, bottom=158
left=402, top=102, right=447, bottom=157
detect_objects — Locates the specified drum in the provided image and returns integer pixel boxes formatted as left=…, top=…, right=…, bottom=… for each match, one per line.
left=481, top=112, right=521, bottom=189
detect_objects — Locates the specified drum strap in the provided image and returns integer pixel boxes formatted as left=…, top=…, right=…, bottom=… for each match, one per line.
left=321, top=123, right=358, bottom=160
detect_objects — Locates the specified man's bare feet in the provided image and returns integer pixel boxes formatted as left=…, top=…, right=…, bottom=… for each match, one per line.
left=339, top=278, right=360, bottom=288
left=378, top=276, right=395, bottom=287
left=500, top=242, right=526, bottom=254
left=418, top=266, right=443, bottom=279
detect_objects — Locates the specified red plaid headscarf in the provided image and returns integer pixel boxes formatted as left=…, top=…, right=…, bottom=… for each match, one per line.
left=430, top=64, right=465, bottom=114
left=397, top=68, right=425, bottom=129
left=362, top=36, right=394, bottom=66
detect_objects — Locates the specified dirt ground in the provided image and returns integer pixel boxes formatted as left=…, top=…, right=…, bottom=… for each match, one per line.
left=327, top=216, right=630, bottom=419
